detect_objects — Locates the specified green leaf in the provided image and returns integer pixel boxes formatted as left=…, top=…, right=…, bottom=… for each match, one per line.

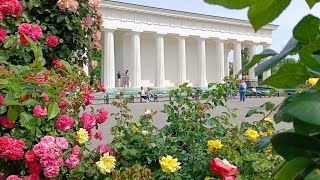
left=20, top=112, right=35, bottom=130
left=47, top=102, right=60, bottom=120
left=204, top=0, right=256, bottom=9
left=8, top=106, right=18, bottom=122
left=245, top=109, right=264, bottom=117
left=293, top=121, right=320, bottom=136
left=60, top=60, right=72, bottom=73
left=255, top=136, right=272, bottom=149
left=274, top=157, right=313, bottom=180
left=293, top=15, right=320, bottom=44
left=3, top=99, right=20, bottom=106
left=305, top=0, right=320, bottom=8
left=275, top=90, right=320, bottom=125
left=271, top=132, right=320, bottom=160
left=262, top=63, right=311, bottom=88
left=21, top=99, right=40, bottom=106
left=238, top=49, right=277, bottom=75
left=248, top=0, right=291, bottom=31
left=260, top=102, right=275, bottom=111
left=299, top=48, right=320, bottom=72
left=255, top=38, right=299, bottom=75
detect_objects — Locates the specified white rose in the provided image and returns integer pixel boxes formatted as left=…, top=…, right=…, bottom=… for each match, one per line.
left=144, top=109, right=151, bottom=115
left=141, top=130, right=148, bottom=135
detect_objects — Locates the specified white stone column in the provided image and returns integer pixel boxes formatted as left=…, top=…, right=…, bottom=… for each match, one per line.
left=178, top=36, right=187, bottom=85
left=198, top=38, right=207, bottom=87
left=248, top=43, right=257, bottom=80
left=233, top=41, right=242, bottom=79
left=216, top=40, right=225, bottom=83
left=224, top=49, right=230, bottom=77
left=155, top=34, right=165, bottom=87
left=263, top=44, right=272, bottom=81
left=132, top=31, right=141, bottom=88
left=102, top=29, right=115, bottom=88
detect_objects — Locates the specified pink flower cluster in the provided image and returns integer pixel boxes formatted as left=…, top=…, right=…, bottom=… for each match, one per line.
left=0, top=116, right=15, bottom=128
left=18, top=23, right=42, bottom=45
left=80, top=112, right=95, bottom=131
left=33, top=105, right=47, bottom=117
left=0, top=0, right=22, bottom=21
left=32, top=136, right=68, bottom=178
left=96, top=108, right=108, bottom=124
left=46, top=35, right=59, bottom=47
left=81, top=16, right=93, bottom=27
left=65, top=145, right=80, bottom=169
left=96, top=144, right=115, bottom=156
left=80, top=108, right=108, bottom=137
left=6, top=174, right=39, bottom=180
left=97, top=13, right=103, bottom=26
left=81, top=83, right=95, bottom=106
left=94, top=130, right=103, bottom=140
left=90, top=30, right=101, bottom=51
left=57, top=0, right=78, bottom=12
left=24, top=73, right=51, bottom=83
left=55, top=114, right=74, bottom=132
left=0, top=136, right=25, bottom=160
left=0, top=28, right=6, bottom=42
left=88, top=0, right=101, bottom=11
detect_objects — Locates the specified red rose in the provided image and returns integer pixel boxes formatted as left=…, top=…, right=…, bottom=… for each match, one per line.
left=25, top=150, right=37, bottom=163
left=46, top=35, right=59, bottom=47
left=29, top=163, right=42, bottom=175
left=210, top=158, right=240, bottom=180
left=0, top=12, right=3, bottom=21
left=0, top=0, right=22, bottom=16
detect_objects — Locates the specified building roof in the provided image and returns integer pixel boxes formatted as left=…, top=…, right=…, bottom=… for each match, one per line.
left=102, top=0, right=278, bottom=30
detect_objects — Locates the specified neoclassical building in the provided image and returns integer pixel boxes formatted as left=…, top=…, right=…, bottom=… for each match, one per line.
left=99, top=0, right=278, bottom=88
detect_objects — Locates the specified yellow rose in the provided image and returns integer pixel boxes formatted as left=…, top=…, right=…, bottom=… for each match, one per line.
left=265, top=149, right=272, bottom=156
left=308, top=78, right=319, bottom=86
left=244, top=129, right=259, bottom=142
left=267, top=129, right=273, bottom=136
left=96, top=152, right=116, bottom=174
left=263, top=117, right=272, bottom=123
left=159, top=155, right=181, bottom=173
left=132, top=125, right=138, bottom=133
left=204, top=177, right=211, bottom=180
left=207, top=140, right=223, bottom=152
left=76, top=128, right=89, bottom=145
left=259, top=131, right=264, bottom=137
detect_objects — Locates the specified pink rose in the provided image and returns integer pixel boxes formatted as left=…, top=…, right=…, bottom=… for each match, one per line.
left=52, top=59, right=65, bottom=69
left=96, top=144, right=115, bottom=156
left=18, top=23, right=31, bottom=35
left=55, top=114, right=74, bottom=132
left=80, top=112, right=95, bottom=131
left=96, top=108, right=108, bottom=124
left=55, top=137, right=68, bottom=150
left=92, top=31, right=101, bottom=42
left=94, top=130, right=103, bottom=140
left=210, top=158, right=240, bottom=180
left=71, top=145, right=80, bottom=155
left=0, top=28, right=6, bottom=42
left=30, top=25, right=42, bottom=40
left=43, top=166, right=60, bottom=179
left=1, top=116, right=15, bottom=128
left=39, top=153, right=58, bottom=167
left=0, top=94, right=5, bottom=106
left=6, top=175, right=20, bottom=180
left=0, top=0, right=22, bottom=17
left=0, top=12, right=3, bottom=22
left=46, top=35, right=59, bottom=47
left=65, top=154, right=80, bottom=169
left=33, top=105, right=47, bottom=117
left=32, top=142, right=48, bottom=158
left=64, top=86, right=72, bottom=92
left=88, top=0, right=101, bottom=10
left=41, top=136, right=55, bottom=144
left=81, top=16, right=93, bottom=27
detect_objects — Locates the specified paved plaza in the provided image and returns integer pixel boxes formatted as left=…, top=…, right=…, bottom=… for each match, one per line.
left=88, top=96, right=291, bottom=145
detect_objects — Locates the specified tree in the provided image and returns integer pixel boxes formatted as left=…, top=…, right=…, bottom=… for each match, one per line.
left=241, top=48, right=249, bottom=76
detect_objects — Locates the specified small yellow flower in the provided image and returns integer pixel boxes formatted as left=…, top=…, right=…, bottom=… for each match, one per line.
left=308, top=78, right=319, bottom=86
left=132, top=125, right=138, bottom=133
left=265, top=149, right=271, bottom=156
left=259, top=131, right=264, bottom=137
left=263, top=117, right=272, bottom=123
left=244, top=129, right=259, bottom=142
left=207, top=140, right=223, bottom=152
left=267, top=129, right=273, bottom=136
left=76, top=128, right=89, bottom=145
left=159, top=155, right=181, bottom=173
left=204, top=177, right=211, bottom=180
left=96, top=152, right=116, bottom=174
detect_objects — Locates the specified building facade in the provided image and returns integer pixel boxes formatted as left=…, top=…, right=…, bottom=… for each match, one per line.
left=99, top=0, right=278, bottom=88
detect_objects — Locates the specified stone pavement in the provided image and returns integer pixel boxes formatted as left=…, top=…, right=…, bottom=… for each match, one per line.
left=88, top=96, right=292, bottom=145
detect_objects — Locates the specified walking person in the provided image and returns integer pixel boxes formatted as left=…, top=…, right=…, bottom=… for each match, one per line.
left=117, top=70, right=122, bottom=87
left=239, top=80, right=247, bottom=102
left=122, top=70, right=129, bottom=87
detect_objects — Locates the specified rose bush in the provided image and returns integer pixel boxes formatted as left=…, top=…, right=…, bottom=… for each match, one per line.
left=0, top=0, right=102, bottom=66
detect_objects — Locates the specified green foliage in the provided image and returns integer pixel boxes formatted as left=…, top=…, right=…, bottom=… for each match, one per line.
left=109, top=83, right=282, bottom=180
left=271, top=58, right=296, bottom=74
left=204, top=0, right=320, bottom=179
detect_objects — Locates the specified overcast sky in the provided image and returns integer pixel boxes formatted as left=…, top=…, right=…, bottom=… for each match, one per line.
left=113, top=0, right=320, bottom=59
